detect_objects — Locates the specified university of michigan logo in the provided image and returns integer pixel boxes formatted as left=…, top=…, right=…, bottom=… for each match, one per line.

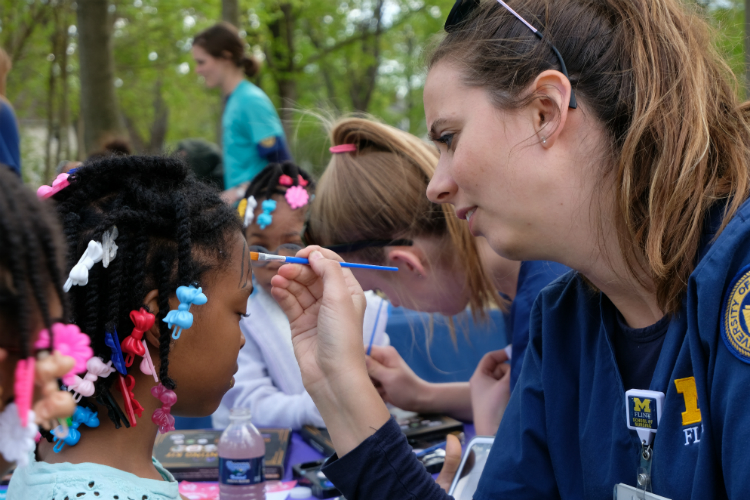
left=722, top=264, right=750, bottom=364
left=627, top=396, right=658, bottom=430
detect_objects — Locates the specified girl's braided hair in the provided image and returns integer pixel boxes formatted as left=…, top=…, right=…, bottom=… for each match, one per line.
left=48, top=156, right=241, bottom=427
left=0, top=167, right=67, bottom=359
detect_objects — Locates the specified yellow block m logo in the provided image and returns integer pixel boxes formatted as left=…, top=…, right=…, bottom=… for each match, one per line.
left=633, top=398, right=652, bottom=413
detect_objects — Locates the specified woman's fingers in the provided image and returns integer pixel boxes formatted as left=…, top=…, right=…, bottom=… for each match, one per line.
left=436, top=434, right=463, bottom=492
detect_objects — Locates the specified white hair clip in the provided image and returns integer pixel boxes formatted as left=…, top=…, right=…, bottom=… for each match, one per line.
left=64, top=241, right=104, bottom=292
left=244, top=196, right=258, bottom=228
left=101, top=226, right=119, bottom=268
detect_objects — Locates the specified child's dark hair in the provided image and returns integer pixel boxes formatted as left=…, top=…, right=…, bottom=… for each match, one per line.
left=49, top=156, right=241, bottom=426
left=0, top=167, right=67, bottom=358
left=244, top=161, right=315, bottom=202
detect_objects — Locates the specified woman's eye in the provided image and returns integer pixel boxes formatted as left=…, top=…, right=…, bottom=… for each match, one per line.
left=436, top=133, right=455, bottom=150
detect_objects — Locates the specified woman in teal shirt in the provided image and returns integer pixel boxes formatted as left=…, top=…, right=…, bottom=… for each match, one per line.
left=192, top=23, right=291, bottom=202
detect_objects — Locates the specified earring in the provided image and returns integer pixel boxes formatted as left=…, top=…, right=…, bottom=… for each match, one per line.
left=541, top=137, right=547, bottom=145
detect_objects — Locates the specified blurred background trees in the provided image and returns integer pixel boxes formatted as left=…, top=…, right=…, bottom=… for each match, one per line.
left=0, top=0, right=745, bottom=186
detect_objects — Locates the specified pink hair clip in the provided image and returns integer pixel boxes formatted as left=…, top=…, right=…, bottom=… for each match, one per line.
left=35, top=323, right=93, bottom=386
left=140, top=340, right=158, bottom=382
left=68, top=357, right=115, bottom=402
left=14, top=358, right=35, bottom=427
left=151, top=384, right=177, bottom=434
left=298, top=175, right=309, bottom=187
left=278, top=174, right=294, bottom=186
left=36, top=173, right=70, bottom=199
left=329, top=144, right=357, bottom=154
left=285, top=185, right=309, bottom=210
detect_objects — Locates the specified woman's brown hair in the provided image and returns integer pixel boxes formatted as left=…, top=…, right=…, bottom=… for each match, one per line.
left=431, top=0, right=750, bottom=314
left=306, top=117, right=504, bottom=319
left=193, top=22, right=260, bottom=78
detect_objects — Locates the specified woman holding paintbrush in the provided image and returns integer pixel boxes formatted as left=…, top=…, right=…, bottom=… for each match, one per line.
left=271, top=0, right=750, bottom=498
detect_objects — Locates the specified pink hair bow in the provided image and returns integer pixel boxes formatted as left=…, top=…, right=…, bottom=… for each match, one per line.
left=36, top=173, right=70, bottom=199
left=13, top=358, right=35, bottom=427
left=329, top=144, right=357, bottom=154
left=278, top=174, right=294, bottom=186
left=35, top=323, right=93, bottom=386
left=68, top=357, right=115, bottom=402
left=151, top=384, right=177, bottom=434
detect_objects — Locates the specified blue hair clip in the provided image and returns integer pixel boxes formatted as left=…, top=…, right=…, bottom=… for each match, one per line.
left=257, top=199, right=277, bottom=230
left=163, top=285, right=208, bottom=340
left=51, top=406, right=100, bottom=453
left=104, top=330, right=128, bottom=375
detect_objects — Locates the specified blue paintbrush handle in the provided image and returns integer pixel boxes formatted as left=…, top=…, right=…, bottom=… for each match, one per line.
left=283, top=256, right=398, bottom=272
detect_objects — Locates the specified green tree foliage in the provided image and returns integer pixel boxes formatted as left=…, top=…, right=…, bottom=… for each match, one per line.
left=1, top=0, right=747, bottom=185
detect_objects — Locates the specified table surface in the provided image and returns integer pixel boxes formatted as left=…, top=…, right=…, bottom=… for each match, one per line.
left=283, top=423, right=476, bottom=481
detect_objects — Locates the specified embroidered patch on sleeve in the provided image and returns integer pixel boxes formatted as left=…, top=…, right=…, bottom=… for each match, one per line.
left=721, top=264, right=750, bottom=363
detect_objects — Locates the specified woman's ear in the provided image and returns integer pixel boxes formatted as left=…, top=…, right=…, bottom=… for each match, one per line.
left=529, top=69, right=572, bottom=149
left=386, top=248, right=427, bottom=279
left=143, top=289, right=161, bottom=348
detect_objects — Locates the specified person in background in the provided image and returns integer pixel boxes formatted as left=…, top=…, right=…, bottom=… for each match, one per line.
left=213, top=161, right=389, bottom=430
left=192, top=22, right=291, bottom=204
left=86, top=138, right=132, bottom=162
left=306, top=117, right=567, bottom=433
left=0, top=48, right=21, bottom=176
left=175, top=138, right=224, bottom=189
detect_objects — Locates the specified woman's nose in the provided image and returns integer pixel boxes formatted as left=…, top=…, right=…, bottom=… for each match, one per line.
left=426, top=159, right=458, bottom=204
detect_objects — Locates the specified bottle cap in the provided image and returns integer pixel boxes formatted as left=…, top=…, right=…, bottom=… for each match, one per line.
left=289, top=486, right=313, bottom=498
left=229, top=407, right=252, bottom=419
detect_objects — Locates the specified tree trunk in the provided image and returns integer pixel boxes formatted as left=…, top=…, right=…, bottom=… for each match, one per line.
left=77, top=0, right=123, bottom=155
left=746, top=0, right=750, bottom=98
left=43, top=7, right=60, bottom=184
left=222, top=0, right=240, bottom=27
left=267, top=3, right=296, bottom=137
left=58, top=2, right=71, bottom=161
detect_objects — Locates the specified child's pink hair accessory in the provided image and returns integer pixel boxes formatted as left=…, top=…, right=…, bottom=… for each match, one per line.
left=13, top=357, right=35, bottom=427
left=278, top=174, right=294, bottom=186
left=329, top=144, right=357, bottom=154
left=285, top=185, right=309, bottom=210
left=68, top=357, right=115, bottom=402
left=151, top=384, right=177, bottom=433
left=35, top=323, right=93, bottom=386
left=36, top=173, right=70, bottom=199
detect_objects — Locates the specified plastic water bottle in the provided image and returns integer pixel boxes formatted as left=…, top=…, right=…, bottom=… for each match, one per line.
left=219, top=408, right=266, bottom=500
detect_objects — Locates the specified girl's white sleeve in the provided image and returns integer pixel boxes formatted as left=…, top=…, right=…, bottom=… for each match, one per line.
left=212, top=325, right=325, bottom=430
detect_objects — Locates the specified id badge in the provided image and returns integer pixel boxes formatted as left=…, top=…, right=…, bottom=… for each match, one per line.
left=614, top=483, right=672, bottom=500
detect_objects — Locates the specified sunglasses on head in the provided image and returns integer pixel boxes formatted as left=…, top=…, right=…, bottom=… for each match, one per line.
left=445, top=0, right=577, bottom=109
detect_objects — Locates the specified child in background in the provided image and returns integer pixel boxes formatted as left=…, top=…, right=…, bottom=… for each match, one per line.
left=0, top=167, right=77, bottom=474
left=212, top=162, right=389, bottom=430
left=9, top=156, right=249, bottom=499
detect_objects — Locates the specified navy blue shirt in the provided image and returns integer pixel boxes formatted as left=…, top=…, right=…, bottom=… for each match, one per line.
left=507, top=260, right=569, bottom=391
left=323, top=198, right=750, bottom=499
left=612, top=311, right=670, bottom=391
left=0, top=100, right=20, bottom=175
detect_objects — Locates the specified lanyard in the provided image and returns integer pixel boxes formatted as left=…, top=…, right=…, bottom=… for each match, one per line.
left=625, top=389, right=665, bottom=493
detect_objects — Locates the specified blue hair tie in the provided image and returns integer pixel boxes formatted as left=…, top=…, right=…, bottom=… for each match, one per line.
left=163, top=285, right=208, bottom=340
left=257, top=199, right=277, bottom=230
left=51, top=406, right=100, bottom=453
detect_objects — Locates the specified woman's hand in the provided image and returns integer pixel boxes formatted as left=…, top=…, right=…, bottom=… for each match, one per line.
left=470, top=349, right=512, bottom=436
left=271, top=246, right=390, bottom=455
left=366, top=345, right=428, bottom=409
